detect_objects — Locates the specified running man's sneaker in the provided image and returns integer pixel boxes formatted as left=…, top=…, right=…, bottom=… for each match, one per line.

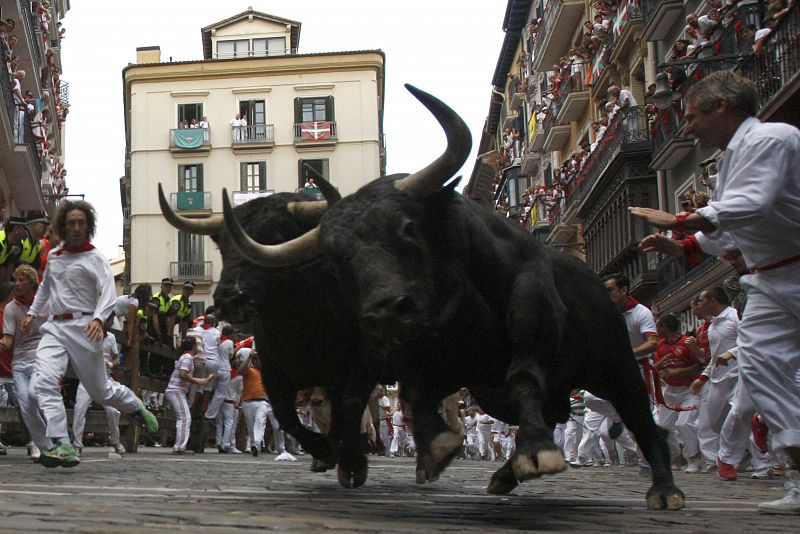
left=0, top=441, right=8, bottom=455
left=133, top=400, right=159, bottom=434
left=28, top=443, right=41, bottom=462
left=758, top=471, right=800, bottom=515
left=250, top=445, right=259, bottom=457
left=717, top=457, right=738, bottom=481
left=113, top=443, right=126, bottom=455
left=41, top=443, right=81, bottom=468
left=275, top=451, right=297, bottom=462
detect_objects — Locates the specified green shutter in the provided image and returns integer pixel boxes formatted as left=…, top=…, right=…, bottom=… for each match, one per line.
left=294, top=97, right=302, bottom=123
left=325, top=96, right=335, bottom=121
left=259, top=162, right=267, bottom=190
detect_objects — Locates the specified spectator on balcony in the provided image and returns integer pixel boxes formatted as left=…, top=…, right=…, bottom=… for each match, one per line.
left=189, top=118, right=199, bottom=129
left=753, top=16, right=778, bottom=57
left=181, top=119, right=189, bottom=129
left=740, top=23, right=758, bottom=52
left=199, top=116, right=209, bottom=129
left=0, top=18, right=14, bottom=50
left=12, top=70, right=27, bottom=145
left=684, top=13, right=701, bottom=43
left=630, top=70, right=800, bottom=515
left=229, top=113, right=243, bottom=142
left=696, top=9, right=723, bottom=58
left=4, top=35, right=17, bottom=63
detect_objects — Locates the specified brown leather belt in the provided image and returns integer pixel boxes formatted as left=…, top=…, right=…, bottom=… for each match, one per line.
left=51, top=312, right=93, bottom=321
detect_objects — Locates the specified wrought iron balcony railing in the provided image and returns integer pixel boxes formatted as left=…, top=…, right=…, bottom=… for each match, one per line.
left=656, top=254, right=718, bottom=300
left=170, top=261, right=212, bottom=281
left=231, top=124, right=274, bottom=144
left=169, top=128, right=211, bottom=149
left=169, top=191, right=211, bottom=211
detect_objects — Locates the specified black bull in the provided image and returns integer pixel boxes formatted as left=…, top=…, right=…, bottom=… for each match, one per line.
left=220, top=85, right=685, bottom=510
left=158, top=184, right=390, bottom=488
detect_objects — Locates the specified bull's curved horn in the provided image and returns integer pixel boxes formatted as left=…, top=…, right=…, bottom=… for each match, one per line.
left=158, top=183, right=223, bottom=235
left=394, top=84, right=472, bottom=198
left=285, top=176, right=342, bottom=225
left=222, top=187, right=320, bottom=267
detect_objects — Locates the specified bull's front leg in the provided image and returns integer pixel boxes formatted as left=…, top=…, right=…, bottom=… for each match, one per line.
left=401, top=384, right=462, bottom=484
left=327, top=389, right=370, bottom=489
left=489, top=272, right=568, bottom=495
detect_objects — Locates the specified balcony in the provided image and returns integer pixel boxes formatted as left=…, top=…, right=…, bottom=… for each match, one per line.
left=555, top=63, right=590, bottom=124
left=294, top=121, right=338, bottom=147
left=738, top=6, right=800, bottom=120
left=59, top=80, right=70, bottom=107
left=169, top=128, right=211, bottom=154
left=169, top=191, right=212, bottom=214
left=564, top=106, right=651, bottom=217
left=641, top=0, right=684, bottom=42
left=650, top=56, right=741, bottom=170
left=545, top=205, right=578, bottom=245
left=231, top=124, right=275, bottom=151
left=542, top=112, right=570, bottom=153
left=170, top=261, right=212, bottom=282
left=607, top=0, right=643, bottom=65
left=531, top=0, right=585, bottom=73
left=656, top=255, right=719, bottom=301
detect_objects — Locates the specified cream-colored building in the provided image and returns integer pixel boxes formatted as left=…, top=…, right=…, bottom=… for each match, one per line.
left=122, top=8, right=385, bottom=314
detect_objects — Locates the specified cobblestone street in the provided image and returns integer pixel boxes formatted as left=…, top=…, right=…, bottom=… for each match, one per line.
left=0, top=447, right=795, bottom=532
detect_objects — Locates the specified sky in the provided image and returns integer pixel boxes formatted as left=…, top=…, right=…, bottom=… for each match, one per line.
left=60, top=1, right=508, bottom=258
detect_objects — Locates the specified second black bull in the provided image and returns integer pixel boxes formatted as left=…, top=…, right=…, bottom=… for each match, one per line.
left=158, top=183, right=388, bottom=488
left=220, top=84, right=685, bottom=510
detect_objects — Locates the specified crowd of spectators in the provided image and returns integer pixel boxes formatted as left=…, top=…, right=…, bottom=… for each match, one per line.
left=1, top=2, right=70, bottom=197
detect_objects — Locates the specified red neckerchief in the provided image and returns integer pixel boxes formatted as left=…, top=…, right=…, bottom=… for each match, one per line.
left=621, top=296, right=640, bottom=312
left=201, top=323, right=212, bottom=330
left=55, top=239, right=95, bottom=256
left=220, top=335, right=229, bottom=342
left=14, top=293, right=35, bottom=307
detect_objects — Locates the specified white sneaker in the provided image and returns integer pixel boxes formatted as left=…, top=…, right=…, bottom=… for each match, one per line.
left=226, top=447, right=243, bottom=454
left=758, top=472, right=800, bottom=515
left=699, top=462, right=716, bottom=474
left=113, top=443, right=126, bottom=455
left=275, top=451, right=297, bottom=462
left=686, top=460, right=702, bottom=474
left=0, top=441, right=8, bottom=455
left=28, top=443, right=40, bottom=461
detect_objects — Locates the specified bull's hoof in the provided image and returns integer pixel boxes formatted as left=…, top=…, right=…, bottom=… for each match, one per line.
left=310, top=458, right=335, bottom=472
left=337, top=462, right=368, bottom=489
left=487, top=463, right=518, bottom=495
left=416, top=431, right=461, bottom=484
left=646, top=484, right=685, bottom=510
left=512, top=448, right=567, bottom=482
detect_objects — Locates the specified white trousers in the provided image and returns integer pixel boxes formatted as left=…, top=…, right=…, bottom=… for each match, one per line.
left=265, top=401, right=285, bottom=453
left=737, top=268, right=800, bottom=453
left=12, top=362, right=52, bottom=451
left=697, top=377, right=737, bottom=463
left=33, top=320, right=139, bottom=440
left=390, top=425, right=406, bottom=455
left=379, top=419, right=391, bottom=451
left=465, top=431, right=479, bottom=458
left=241, top=399, right=267, bottom=449
left=655, top=385, right=700, bottom=460
left=563, top=415, right=584, bottom=462
left=204, top=363, right=231, bottom=420
left=217, top=402, right=237, bottom=448
left=553, top=422, right=566, bottom=450
left=478, top=429, right=494, bottom=460
left=165, top=390, right=191, bottom=452
left=72, top=382, right=121, bottom=448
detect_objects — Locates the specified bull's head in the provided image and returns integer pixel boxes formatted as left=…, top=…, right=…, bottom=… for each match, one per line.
left=157, top=182, right=339, bottom=323
left=218, top=85, right=472, bottom=348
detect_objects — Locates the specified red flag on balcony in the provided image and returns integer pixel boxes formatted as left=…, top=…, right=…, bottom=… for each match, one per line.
left=300, top=121, right=333, bottom=140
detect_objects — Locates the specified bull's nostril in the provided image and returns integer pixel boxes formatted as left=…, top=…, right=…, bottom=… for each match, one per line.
left=392, top=295, right=416, bottom=316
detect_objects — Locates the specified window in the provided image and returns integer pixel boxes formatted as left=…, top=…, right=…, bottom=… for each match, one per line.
left=240, top=162, right=267, bottom=192
left=253, top=37, right=286, bottom=56
left=298, top=159, right=329, bottom=188
left=294, top=96, right=334, bottom=123
left=217, top=39, right=249, bottom=58
left=178, top=231, right=204, bottom=266
left=190, top=302, right=205, bottom=319
left=178, top=164, right=203, bottom=192
left=239, top=100, right=266, bottom=125
left=177, top=103, right=203, bottom=128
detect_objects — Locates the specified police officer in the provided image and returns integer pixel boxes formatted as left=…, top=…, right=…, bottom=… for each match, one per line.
left=0, top=217, right=27, bottom=281
left=152, top=277, right=174, bottom=345
left=168, top=282, right=194, bottom=341
left=18, top=212, right=48, bottom=271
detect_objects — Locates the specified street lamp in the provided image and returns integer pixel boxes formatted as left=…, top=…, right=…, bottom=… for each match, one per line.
left=653, top=72, right=675, bottom=110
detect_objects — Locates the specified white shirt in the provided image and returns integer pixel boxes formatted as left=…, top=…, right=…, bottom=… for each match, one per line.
left=201, top=326, right=224, bottom=369
left=464, top=414, right=478, bottom=434
left=702, top=306, right=739, bottom=383
left=29, top=245, right=116, bottom=324
left=219, top=338, right=235, bottom=371
left=166, top=352, right=194, bottom=394
left=225, top=373, right=243, bottom=402
left=623, top=303, right=657, bottom=360
left=477, top=413, right=494, bottom=431
left=696, top=117, right=800, bottom=269
left=113, top=295, right=137, bottom=317
left=102, top=332, right=119, bottom=377
left=3, top=298, right=48, bottom=365
left=619, top=89, right=637, bottom=108
left=378, top=395, right=391, bottom=418
left=391, top=410, right=404, bottom=427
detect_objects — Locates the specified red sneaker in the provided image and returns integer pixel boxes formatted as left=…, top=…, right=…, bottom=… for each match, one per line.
left=751, top=415, right=769, bottom=453
left=717, top=457, right=738, bottom=481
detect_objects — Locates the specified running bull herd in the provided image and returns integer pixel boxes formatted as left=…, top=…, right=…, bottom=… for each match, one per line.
left=158, top=85, right=685, bottom=510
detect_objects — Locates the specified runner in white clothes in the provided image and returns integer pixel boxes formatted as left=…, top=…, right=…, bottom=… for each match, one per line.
left=21, top=200, right=158, bottom=468
left=71, top=317, right=126, bottom=456
left=1, top=265, right=52, bottom=462
left=165, top=337, right=214, bottom=455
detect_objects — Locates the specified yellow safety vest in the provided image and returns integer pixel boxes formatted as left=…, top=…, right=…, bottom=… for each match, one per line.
left=0, top=229, right=14, bottom=265
left=169, top=295, right=192, bottom=320
left=19, top=236, right=42, bottom=265
left=153, top=292, right=171, bottom=315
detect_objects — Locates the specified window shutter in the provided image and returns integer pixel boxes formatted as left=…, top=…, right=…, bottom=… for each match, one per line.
left=196, top=164, right=204, bottom=191
left=294, top=97, right=302, bottom=124
left=178, top=165, right=186, bottom=192
left=240, top=162, right=248, bottom=191
left=259, top=162, right=267, bottom=191
left=297, top=159, right=304, bottom=188
left=325, top=96, right=335, bottom=121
